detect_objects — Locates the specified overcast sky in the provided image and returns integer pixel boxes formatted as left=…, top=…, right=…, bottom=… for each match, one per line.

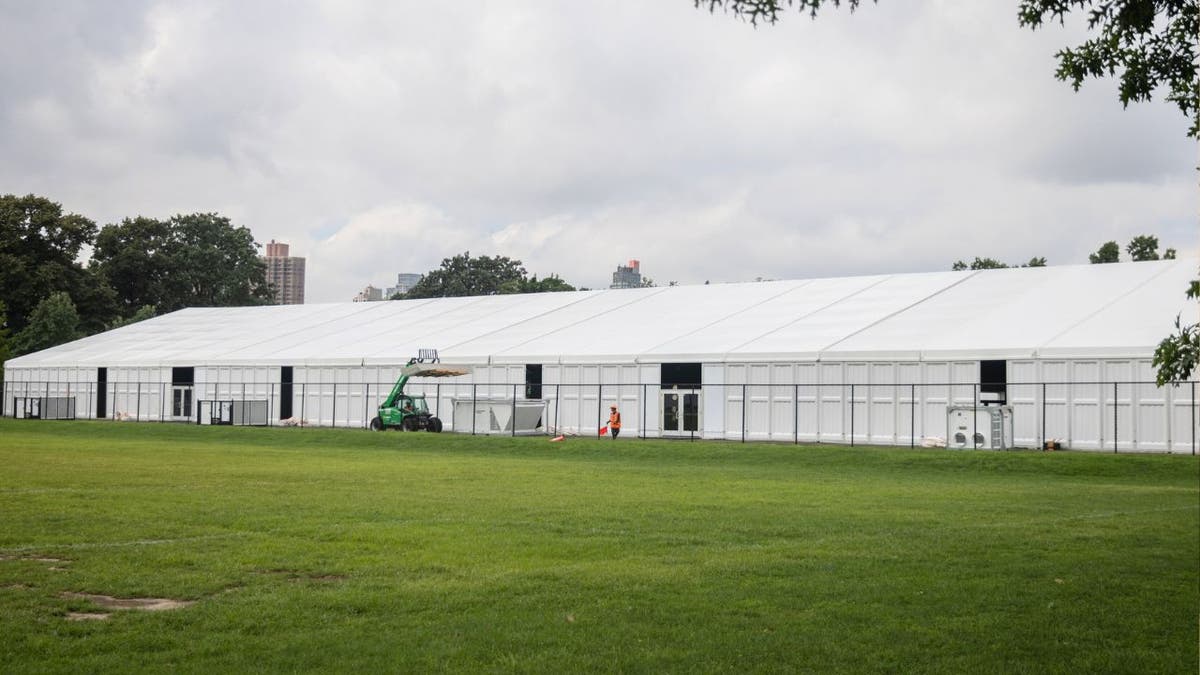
left=1, top=1, right=1194, bottom=302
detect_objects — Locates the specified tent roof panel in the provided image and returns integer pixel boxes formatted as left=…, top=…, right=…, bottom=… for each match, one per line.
left=5, top=259, right=1193, bottom=370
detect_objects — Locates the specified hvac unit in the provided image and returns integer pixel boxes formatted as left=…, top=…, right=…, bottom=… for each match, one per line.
left=946, top=405, right=1013, bottom=450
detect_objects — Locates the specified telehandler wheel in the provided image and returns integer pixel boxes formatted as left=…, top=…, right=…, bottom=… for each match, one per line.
left=369, top=416, right=383, bottom=431
left=402, top=416, right=419, bottom=432
left=427, top=416, right=443, bottom=433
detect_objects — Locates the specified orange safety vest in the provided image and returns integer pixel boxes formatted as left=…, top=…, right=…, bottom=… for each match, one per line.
left=609, top=410, right=621, bottom=429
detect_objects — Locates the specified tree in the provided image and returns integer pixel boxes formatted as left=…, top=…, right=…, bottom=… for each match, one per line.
left=698, top=1, right=1199, bottom=137
left=696, top=0, right=863, bottom=24
left=0, top=301, right=9, bottom=394
left=93, top=212, right=272, bottom=313
left=1126, top=234, right=1162, bottom=261
left=1089, top=241, right=1120, bottom=264
left=164, top=213, right=272, bottom=310
left=952, top=257, right=1009, bottom=270
left=105, top=304, right=158, bottom=331
left=498, top=274, right=577, bottom=294
left=0, top=194, right=117, bottom=336
left=92, top=216, right=173, bottom=318
left=401, top=252, right=529, bottom=298
left=1152, top=280, right=1200, bottom=385
left=11, top=292, right=81, bottom=356
left=1019, top=0, right=1200, bottom=138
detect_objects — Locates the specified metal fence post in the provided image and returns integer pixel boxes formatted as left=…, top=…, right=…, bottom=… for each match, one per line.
left=597, top=383, right=603, bottom=438
left=1191, top=381, right=1196, bottom=455
left=471, top=384, right=477, bottom=436
left=972, top=384, right=977, bottom=448
left=641, top=383, right=646, bottom=440
left=512, top=384, right=517, bottom=438
left=136, top=382, right=141, bottom=421
left=794, top=383, right=799, bottom=445
left=270, top=382, right=274, bottom=425
left=1041, top=382, right=1046, bottom=450
left=332, top=383, right=337, bottom=428
left=741, top=383, right=747, bottom=443
left=1113, top=381, right=1119, bottom=454
left=554, top=383, right=560, bottom=436
left=848, top=383, right=855, bottom=447
left=160, top=382, right=165, bottom=422
left=910, top=383, right=916, bottom=448
left=301, top=383, right=306, bottom=423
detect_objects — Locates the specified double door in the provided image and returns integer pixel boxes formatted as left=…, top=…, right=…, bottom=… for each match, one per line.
left=661, top=390, right=700, bottom=437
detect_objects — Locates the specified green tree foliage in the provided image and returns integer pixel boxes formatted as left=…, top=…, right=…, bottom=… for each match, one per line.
left=1089, top=236, right=1175, bottom=264
left=11, top=292, right=81, bottom=356
left=1126, top=234, right=1162, bottom=261
left=401, top=253, right=529, bottom=298
left=498, top=274, right=577, bottom=294
left=92, top=217, right=173, bottom=317
left=952, top=257, right=1010, bottom=271
left=1152, top=280, right=1199, bottom=385
left=105, top=304, right=157, bottom=331
left=0, top=194, right=117, bottom=335
left=400, top=253, right=579, bottom=298
left=951, top=256, right=1048, bottom=270
left=93, top=213, right=272, bottom=314
left=1019, top=0, right=1199, bottom=138
left=696, top=0, right=864, bottom=24
left=1089, top=241, right=1121, bottom=264
left=0, top=301, right=9, bottom=392
left=698, top=2, right=1199, bottom=137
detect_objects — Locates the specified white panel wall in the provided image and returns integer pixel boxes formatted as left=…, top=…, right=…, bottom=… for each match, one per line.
left=3, top=356, right=1196, bottom=452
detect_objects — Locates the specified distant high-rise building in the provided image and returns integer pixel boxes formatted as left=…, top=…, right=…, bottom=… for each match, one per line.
left=611, top=259, right=642, bottom=289
left=353, top=285, right=383, bottom=302
left=385, top=273, right=422, bottom=298
left=262, top=240, right=306, bottom=304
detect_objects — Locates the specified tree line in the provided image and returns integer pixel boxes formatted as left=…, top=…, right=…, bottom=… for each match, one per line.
left=951, top=235, right=1177, bottom=270
left=0, top=194, right=272, bottom=362
left=393, top=252, right=579, bottom=299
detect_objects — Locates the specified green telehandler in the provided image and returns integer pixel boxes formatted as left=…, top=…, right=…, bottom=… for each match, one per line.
left=369, top=350, right=468, bottom=432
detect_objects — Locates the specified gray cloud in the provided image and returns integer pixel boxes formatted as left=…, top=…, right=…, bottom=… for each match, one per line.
left=0, top=0, right=1192, bottom=301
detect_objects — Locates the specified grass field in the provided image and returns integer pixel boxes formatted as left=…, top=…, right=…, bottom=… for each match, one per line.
left=0, top=419, right=1196, bottom=673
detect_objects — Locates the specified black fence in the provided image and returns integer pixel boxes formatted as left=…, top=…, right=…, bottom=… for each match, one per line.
left=3, top=379, right=1197, bottom=454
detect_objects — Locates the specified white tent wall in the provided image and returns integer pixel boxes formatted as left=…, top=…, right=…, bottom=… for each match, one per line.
left=1009, top=357, right=1193, bottom=453
left=1, top=356, right=1196, bottom=452
left=3, top=260, right=1195, bottom=449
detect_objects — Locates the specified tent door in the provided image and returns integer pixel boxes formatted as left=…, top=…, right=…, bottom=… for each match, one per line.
left=661, top=390, right=700, bottom=437
left=171, top=386, right=193, bottom=421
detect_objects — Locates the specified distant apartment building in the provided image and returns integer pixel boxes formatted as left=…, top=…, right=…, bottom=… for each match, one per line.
left=353, top=285, right=383, bottom=302
left=385, top=273, right=422, bottom=298
left=262, top=240, right=306, bottom=304
left=611, top=259, right=642, bottom=289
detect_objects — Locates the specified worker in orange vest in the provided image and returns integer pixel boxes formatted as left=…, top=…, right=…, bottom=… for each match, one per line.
left=608, top=405, right=622, bottom=439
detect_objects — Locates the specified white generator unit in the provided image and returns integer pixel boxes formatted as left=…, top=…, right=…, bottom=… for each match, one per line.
left=452, top=398, right=547, bottom=435
left=946, top=405, right=1013, bottom=450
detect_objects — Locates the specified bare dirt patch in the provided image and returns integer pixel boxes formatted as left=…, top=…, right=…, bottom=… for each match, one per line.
left=0, top=555, right=70, bottom=564
left=66, top=612, right=110, bottom=621
left=61, top=592, right=193, bottom=611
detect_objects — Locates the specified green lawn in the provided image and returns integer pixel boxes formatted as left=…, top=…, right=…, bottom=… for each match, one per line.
left=0, top=419, right=1196, bottom=673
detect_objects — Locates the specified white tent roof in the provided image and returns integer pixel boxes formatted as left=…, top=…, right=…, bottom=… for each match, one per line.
left=6, top=259, right=1196, bottom=369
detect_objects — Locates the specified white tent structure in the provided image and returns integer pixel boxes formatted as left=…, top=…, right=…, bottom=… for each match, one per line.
left=4, top=259, right=1197, bottom=452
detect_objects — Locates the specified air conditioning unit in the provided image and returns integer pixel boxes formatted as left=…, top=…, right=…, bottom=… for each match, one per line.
left=946, top=405, right=1013, bottom=450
